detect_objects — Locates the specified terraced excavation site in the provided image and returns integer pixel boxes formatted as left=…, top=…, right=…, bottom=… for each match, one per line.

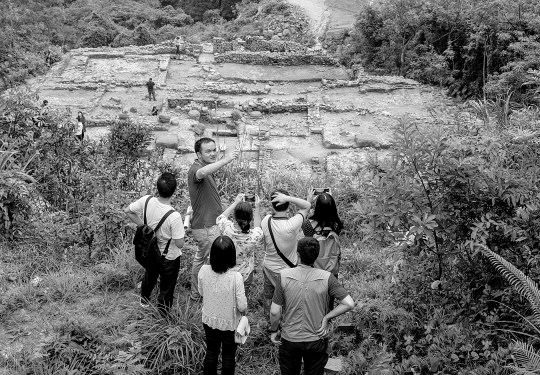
left=33, top=37, right=453, bottom=177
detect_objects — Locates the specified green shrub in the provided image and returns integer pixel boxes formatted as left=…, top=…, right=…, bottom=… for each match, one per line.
left=125, top=297, right=205, bottom=374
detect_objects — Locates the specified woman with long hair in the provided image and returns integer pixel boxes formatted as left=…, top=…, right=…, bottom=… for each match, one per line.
left=303, top=192, right=344, bottom=310
left=216, top=193, right=263, bottom=292
left=198, top=235, right=247, bottom=375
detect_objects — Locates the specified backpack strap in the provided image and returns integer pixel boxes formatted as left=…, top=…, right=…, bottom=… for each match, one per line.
left=154, top=209, right=175, bottom=256
left=143, top=196, right=152, bottom=225
left=268, top=217, right=296, bottom=268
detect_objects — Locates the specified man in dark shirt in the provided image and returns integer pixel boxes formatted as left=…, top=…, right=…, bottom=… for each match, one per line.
left=269, top=237, right=355, bottom=375
left=188, top=137, right=239, bottom=300
left=146, top=78, right=156, bottom=101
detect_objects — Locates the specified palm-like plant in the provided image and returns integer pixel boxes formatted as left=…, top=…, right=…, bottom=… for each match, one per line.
left=481, top=246, right=540, bottom=374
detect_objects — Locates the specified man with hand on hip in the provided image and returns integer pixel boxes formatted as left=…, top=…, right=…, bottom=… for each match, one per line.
left=188, top=137, right=239, bottom=301
left=269, top=237, right=355, bottom=375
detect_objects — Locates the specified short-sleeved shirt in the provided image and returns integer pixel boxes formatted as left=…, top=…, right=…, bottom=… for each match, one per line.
left=198, top=265, right=247, bottom=331
left=217, top=214, right=263, bottom=281
left=188, top=160, right=223, bottom=229
left=261, top=214, right=304, bottom=272
left=146, top=80, right=155, bottom=90
left=272, top=266, right=349, bottom=342
left=129, top=195, right=184, bottom=260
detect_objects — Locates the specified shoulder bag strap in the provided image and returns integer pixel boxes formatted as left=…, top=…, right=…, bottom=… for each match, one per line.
left=143, top=196, right=152, bottom=225
left=154, top=209, right=175, bottom=256
left=268, top=217, right=296, bottom=268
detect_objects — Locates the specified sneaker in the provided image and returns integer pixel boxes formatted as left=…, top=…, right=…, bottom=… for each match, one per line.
left=140, top=297, right=150, bottom=308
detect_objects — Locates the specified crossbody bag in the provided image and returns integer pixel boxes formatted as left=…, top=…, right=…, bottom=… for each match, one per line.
left=268, top=217, right=296, bottom=268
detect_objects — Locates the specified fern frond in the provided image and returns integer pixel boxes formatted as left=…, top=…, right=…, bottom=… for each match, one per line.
left=481, top=247, right=540, bottom=324
left=505, top=365, right=539, bottom=375
left=513, top=341, right=540, bottom=372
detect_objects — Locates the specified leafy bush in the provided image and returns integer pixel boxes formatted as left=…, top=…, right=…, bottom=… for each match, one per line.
left=349, top=0, right=540, bottom=102
left=125, top=297, right=205, bottom=374
left=351, top=114, right=540, bottom=371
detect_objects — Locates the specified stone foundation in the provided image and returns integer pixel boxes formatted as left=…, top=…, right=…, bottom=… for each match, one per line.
left=215, top=51, right=338, bottom=66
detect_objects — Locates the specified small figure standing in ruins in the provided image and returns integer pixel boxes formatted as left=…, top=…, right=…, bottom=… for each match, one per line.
left=76, top=111, right=86, bottom=141
left=174, top=36, right=182, bottom=55
left=146, top=78, right=156, bottom=101
left=45, top=50, right=52, bottom=67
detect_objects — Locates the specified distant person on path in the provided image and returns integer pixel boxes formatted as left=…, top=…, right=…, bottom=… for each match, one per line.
left=269, top=237, right=355, bottom=375
left=125, top=172, right=185, bottom=313
left=146, top=78, right=156, bottom=101
left=261, top=190, right=310, bottom=318
left=45, top=50, right=52, bottom=67
left=76, top=111, right=86, bottom=141
left=188, top=137, right=239, bottom=301
left=216, top=193, right=263, bottom=293
left=151, top=106, right=159, bottom=116
left=40, top=100, right=49, bottom=115
left=302, top=191, right=344, bottom=310
left=174, top=36, right=182, bottom=55
left=198, top=235, right=247, bottom=375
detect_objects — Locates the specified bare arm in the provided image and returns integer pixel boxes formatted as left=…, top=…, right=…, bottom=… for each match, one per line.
left=254, top=195, right=262, bottom=228
left=269, top=302, right=282, bottom=344
left=316, top=295, right=355, bottom=338
left=196, top=149, right=239, bottom=180
left=174, top=238, right=185, bottom=248
left=221, top=193, right=244, bottom=220
left=272, top=193, right=311, bottom=218
left=124, top=206, right=143, bottom=226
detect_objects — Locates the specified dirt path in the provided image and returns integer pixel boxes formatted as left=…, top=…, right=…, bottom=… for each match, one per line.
left=286, top=0, right=329, bottom=42
left=286, top=0, right=364, bottom=40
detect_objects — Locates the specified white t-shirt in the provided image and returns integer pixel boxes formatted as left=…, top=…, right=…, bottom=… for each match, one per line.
left=76, top=122, right=84, bottom=136
left=261, top=213, right=304, bottom=272
left=129, top=195, right=184, bottom=260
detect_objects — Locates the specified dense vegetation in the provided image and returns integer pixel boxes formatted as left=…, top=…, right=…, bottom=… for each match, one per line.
left=2, top=88, right=540, bottom=374
left=0, top=0, right=309, bottom=90
left=340, top=0, right=540, bottom=103
left=2, top=0, right=540, bottom=373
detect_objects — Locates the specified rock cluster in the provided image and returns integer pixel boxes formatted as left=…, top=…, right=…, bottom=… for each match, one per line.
left=230, top=98, right=309, bottom=114
left=215, top=51, right=338, bottom=66
left=244, top=36, right=307, bottom=53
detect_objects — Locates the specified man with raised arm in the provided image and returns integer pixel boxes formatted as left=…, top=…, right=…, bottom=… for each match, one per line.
left=260, top=189, right=311, bottom=317
left=188, top=137, right=239, bottom=300
left=269, top=237, right=355, bottom=375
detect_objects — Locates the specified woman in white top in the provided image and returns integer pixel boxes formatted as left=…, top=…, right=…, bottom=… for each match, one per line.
left=216, top=193, right=263, bottom=292
left=198, top=235, right=247, bottom=375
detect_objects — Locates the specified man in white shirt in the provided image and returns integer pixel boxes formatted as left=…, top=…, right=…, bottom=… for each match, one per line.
left=125, top=172, right=185, bottom=312
left=260, top=189, right=311, bottom=318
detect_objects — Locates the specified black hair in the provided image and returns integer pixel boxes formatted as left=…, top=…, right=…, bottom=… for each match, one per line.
left=234, top=202, right=253, bottom=234
left=270, top=188, right=289, bottom=212
left=297, top=237, right=320, bottom=266
left=194, top=137, right=215, bottom=154
left=156, top=172, right=177, bottom=198
left=210, top=235, right=237, bottom=273
left=310, top=193, right=343, bottom=235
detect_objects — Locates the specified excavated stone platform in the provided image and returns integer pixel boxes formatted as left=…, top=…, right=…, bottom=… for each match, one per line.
left=30, top=41, right=454, bottom=178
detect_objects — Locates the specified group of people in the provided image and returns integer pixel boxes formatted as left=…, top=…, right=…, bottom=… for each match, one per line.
left=125, top=137, right=355, bottom=375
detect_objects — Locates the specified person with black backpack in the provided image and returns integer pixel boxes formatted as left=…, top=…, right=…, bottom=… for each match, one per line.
left=125, top=172, right=185, bottom=313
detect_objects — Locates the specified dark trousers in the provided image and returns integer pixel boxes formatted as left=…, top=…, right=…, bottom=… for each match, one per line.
left=279, top=338, right=328, bottom=375
left=141, top=256, right=180, bottom=312
left=203, top=324, right=237, bottom=375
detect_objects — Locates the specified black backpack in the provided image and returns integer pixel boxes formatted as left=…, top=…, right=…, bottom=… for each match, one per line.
left=133, top=196, right=174, bottom=270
